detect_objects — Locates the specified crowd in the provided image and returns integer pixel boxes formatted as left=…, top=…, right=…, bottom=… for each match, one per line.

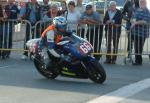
left=0, top=0, right=150, bottom=65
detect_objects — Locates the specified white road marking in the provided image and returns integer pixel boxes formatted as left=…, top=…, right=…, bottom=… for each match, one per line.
left=87, top=78, right=150, bottom=103
left=0, top=65, right=16, bottom=69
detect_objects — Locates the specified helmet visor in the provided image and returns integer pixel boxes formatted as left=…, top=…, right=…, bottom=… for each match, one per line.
left=57, top=24, right=66, bottom=30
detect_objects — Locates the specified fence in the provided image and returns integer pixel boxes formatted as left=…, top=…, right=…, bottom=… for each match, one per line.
left=0, top=19, right=150, bottom=64
left=0, top=19, right=31, bottom=58
left=126, top=23, right=150, bottom=64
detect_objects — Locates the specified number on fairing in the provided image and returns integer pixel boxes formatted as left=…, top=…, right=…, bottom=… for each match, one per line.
left=83, top=42, right=91, bottom=51
left=80, top=42, right=91, bottom=53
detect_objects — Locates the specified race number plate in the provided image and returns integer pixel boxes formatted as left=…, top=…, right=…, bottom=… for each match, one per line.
left=79, top=42, right=92, bottom=54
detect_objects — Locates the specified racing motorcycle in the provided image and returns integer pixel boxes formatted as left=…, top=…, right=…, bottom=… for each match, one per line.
left=26, top=33, right=106, bottom=83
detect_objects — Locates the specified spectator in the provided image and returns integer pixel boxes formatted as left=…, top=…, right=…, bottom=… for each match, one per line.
left=76, top=0, right=85, bottom=14
left=61, top=1, right=67, bottom=15
left=19, top=0, right=41, bottom=59
left=131, top=0, right=150, bottom=65
left=0, top=5, right=8, bottom=59
left=40, top=0, right=50, bottom=34
left=4, top=0, right=20, bottom=58
left=42, top=4, right=63, bottom=33
left=40, top=0, right=50, bottom=19
left=122, top=0, right=139, bottom=58
left=65, top=1, right=81, bottom=32
left=5, top=0, right=19, bottom=20
left=0, top=4, right=4, bottom=58
left=84, top=1, right=96, bottom=12
left=134, top=0, right=140, bottom=8
left=43, top=4, right=62, bottom=21
left=75, top=0, right=85, bottom=34
left=103, top=1, right=122, bottom=64
left=79, top=4, right=103, bottom=60
left=0, top=5, right=3, bottom=18
left=0, top=5, right=3, bottom=27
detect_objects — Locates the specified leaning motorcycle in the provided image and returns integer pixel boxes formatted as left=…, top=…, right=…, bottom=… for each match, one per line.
left=26, top=33, right=106, bottom=83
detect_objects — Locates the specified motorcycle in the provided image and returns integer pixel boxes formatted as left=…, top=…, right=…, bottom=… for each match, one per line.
left=26, top=33, right=106, bottom=83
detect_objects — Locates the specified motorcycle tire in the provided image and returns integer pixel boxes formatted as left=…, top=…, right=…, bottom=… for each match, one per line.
left=88, top=60, right=106, bottom=84
left=33, top=54, right=59, bottom=79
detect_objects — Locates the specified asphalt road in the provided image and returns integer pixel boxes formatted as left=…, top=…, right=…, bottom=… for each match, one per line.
left=0, top=52, right=150, bottom=103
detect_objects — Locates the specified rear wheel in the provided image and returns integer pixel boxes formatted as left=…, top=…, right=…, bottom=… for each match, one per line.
left=33, top=54, right=59, bottom=79
left=87, top=61, right=106, bottom=84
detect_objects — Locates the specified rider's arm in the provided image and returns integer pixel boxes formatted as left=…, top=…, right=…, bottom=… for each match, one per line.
left=46, top=30, right=61, bottom=58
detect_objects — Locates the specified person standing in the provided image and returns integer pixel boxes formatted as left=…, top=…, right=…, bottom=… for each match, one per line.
left=131, top=0, right=150, bottom=65
left=40, top=0, right=50, bottom=34
left=19, top=0, right=41, bottom=59
left=75, top=0, right=86, bottom=35
left=44, top=4, right=62, bottom=20
left=0, top=4, right=4, bottom=58
left=79, top=4, right=103, bottom=60
left=42, top=3, right=63, bottom=30
left=65, top=1, right=81, bottom=32
left=76, top=0, right=85, bottom=14
left=4, top=0, right=20, bottom=58
left=5, top=0, right=19, bottom=20
left=40, top=0, right=50, bottom=19
left=122, top=0, right=139, bottom=58
left=103, top=1, right=122, bottom=64
left=61, top=1, right=67, bottom=15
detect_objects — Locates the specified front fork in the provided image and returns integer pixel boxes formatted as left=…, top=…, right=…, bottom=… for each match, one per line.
left=80, top=56, right=96, bottom=76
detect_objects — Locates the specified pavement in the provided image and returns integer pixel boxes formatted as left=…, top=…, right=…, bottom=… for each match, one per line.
left=0, top=51, right=150, bottom=103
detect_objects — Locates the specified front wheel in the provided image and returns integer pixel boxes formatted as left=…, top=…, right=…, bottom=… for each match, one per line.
left=33, top=54, right=59, bottom=79
left=86, top=60, right=106, bottom=84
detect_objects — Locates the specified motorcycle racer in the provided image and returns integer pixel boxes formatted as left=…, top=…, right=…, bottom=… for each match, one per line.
left=39, top=16, right=71, bottom=59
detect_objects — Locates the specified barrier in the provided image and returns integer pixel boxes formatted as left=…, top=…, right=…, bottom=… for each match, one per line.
left=75, top=24, right=127, bottom=58
left=125, top=23, right=150, bottom=63
left=34, top=20, right=52, bottom=38
left=1, top=19, right=150, bottom=64
left=0, top=19, right=32, bottom=58
left=64, top=24, right=150, bottom=63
